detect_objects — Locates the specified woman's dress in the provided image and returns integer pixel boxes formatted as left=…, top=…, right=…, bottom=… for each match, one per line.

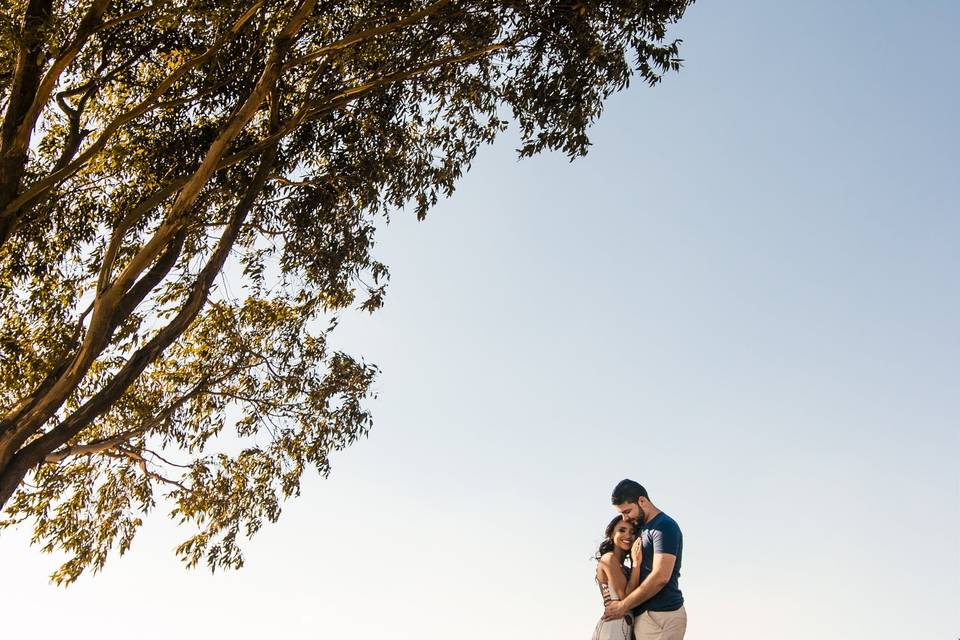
left=591, top=579, right=633, bottom=640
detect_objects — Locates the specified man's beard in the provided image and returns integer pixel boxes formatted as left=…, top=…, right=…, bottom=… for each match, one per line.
left=636, top=505, right=648, bottom=526
left=625, top=505, right=648, bottom=526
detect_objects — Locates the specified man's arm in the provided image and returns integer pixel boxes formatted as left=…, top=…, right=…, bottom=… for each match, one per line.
left=603, top=552, right=676, bottom=619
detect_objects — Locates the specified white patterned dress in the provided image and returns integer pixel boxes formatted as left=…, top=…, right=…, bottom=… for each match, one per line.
left=591, top=579, right=633, bottom=640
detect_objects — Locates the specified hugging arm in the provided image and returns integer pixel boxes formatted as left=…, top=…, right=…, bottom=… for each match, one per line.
left=611, top=551, right=676, bottom=615
left=598, top=552, right=628, bottom=600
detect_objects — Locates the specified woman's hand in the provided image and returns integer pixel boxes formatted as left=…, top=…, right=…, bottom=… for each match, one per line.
left=630, top=537, right=643, bottom=567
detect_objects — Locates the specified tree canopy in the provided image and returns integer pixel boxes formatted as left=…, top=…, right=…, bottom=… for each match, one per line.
left=0, top=0, right=693, bottom=583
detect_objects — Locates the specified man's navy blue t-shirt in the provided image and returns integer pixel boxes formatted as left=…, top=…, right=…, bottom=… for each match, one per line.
left=633, top=511, right=684, bottom=614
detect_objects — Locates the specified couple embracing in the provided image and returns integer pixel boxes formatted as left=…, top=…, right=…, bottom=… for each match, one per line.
left=592, top=479, right=687, bottom=640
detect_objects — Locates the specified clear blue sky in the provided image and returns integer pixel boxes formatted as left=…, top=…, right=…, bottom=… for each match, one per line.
left=3, top=1, right=958, bottom=638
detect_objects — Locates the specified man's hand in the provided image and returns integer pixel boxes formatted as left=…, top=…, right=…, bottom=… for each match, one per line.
left=603, top=600, right=627, bottom=620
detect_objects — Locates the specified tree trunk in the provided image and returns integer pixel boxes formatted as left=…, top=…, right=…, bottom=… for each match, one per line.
left=0, top=0, right=52, bottom=245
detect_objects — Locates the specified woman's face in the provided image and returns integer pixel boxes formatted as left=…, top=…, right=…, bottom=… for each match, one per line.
left=611, top=520, right=635, bottom=551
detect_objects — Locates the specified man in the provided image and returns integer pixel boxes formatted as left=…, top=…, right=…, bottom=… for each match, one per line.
left=603, top=479, right=686, bottom=640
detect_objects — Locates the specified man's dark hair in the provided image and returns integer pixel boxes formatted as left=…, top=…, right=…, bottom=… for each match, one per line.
left=611, top=479, right=648, bottom=505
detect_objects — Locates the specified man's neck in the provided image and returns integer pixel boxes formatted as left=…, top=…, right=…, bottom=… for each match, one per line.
left=643, top=505, right=662, bottom=525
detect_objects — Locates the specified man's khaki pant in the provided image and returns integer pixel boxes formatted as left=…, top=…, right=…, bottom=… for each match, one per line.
left=633, top=605, right=687, bottom=640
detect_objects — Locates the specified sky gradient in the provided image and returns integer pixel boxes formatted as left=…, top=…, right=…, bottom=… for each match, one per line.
left=3, top=1, right=958, bottom=638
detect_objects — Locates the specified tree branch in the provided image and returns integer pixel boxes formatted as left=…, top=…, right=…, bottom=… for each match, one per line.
left=43, top=376, right=209, bottom=464
left=0, top=0, right=54, bottom=246
left=51, top=40, right=157, bottom=173
left=111, top=446, right=191, bottom=494
left=95, top=176, right=192, bottom=295
left=0, top=89, right=283, bottom=511
left=0, top=1, right=265, bottom=234
left=213, top=38, right=518, bottom=175
left=92, top=0, right=173, bottom=35
left=0, top=228, right=185, bottom=472
left=0, top=0, right=52, bottom=150
left=43, top=431, right=138, bottom=463
left=0, top=2, right=290, bottom=464
left=7, top=0, right=112, bottom=158
left=284, top=0, right=453, bottom=69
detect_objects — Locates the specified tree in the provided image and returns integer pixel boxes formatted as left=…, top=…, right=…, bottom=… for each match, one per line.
left=0, top=0, right=693, bottom=583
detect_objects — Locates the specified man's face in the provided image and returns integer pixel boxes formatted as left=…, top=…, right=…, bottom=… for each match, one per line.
left=615, top=500, right=647, bottom=526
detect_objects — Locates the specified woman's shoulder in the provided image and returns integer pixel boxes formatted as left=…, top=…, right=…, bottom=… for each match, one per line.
left=597, top=551, right=616, bottom=567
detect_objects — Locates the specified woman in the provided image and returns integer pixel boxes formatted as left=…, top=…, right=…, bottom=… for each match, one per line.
left=592, top=515, right=642, bottom=640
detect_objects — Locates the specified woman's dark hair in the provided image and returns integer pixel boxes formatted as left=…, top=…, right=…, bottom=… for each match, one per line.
left=594, top=514, right=636, bottom=562
left=611, top=478, right=648, bottom=505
